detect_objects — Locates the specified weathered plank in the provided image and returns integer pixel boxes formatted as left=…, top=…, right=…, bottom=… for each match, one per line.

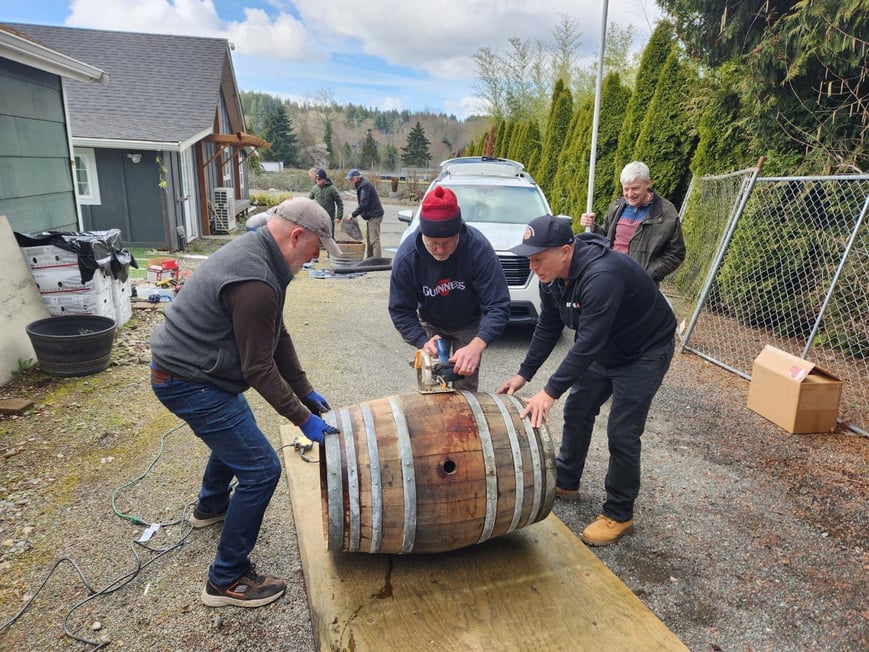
left=280, top=424, right=687, bottom=652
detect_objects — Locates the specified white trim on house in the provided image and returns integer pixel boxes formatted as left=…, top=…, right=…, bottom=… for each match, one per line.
left=0, top=29, right=106, bottom=83
left=72, top=127, right=212, bottom=153
left=73, top=147, right=101, bottom=205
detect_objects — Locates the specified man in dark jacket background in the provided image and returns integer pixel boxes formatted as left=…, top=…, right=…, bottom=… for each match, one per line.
left=309, top=168, right=343, bottom=238
left=389, top=186, right=510, bottom=391
left=344, top=168, right=385, bottom=259
left=580, top=161, right=685, bottom=284
left=497, top=214, right=676, bottom=547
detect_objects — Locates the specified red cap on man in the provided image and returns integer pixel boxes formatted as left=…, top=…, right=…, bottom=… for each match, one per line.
left=419, top=186, right=463, bottom=237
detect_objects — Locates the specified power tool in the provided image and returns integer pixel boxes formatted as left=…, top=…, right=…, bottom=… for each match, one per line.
left=412, top=344, right=464, bottom=394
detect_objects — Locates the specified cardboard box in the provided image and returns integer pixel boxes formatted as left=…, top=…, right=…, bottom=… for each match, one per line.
left=20, top=244, right=80, bottom=269
left=111, top=278, right=132, bottom=326
left=747, top=345, right=843, bottom=433
left=31, top=266, right=113, bottom=295
left=42, top=291, right=114, bottom=318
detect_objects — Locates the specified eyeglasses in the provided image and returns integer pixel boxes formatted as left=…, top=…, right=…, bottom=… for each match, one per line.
left=422, top=234, right=460, bottom=251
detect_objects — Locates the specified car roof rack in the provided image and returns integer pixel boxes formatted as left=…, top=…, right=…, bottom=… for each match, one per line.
left=438, top=156, right=527, bottom=179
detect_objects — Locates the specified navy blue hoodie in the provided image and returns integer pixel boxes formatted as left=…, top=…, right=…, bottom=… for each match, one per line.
left=389, top=224, right=510, bottom=349
left=518, top=232, right=676, bottom=398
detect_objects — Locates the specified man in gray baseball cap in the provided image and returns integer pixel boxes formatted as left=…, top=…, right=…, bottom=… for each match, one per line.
left=267, top=197, right=343, bottom=257
left=150, top=195, right=341, bottom=608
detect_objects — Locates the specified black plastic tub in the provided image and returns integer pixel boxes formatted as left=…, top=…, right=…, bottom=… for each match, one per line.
left=25, top=315, right=117, bottom=377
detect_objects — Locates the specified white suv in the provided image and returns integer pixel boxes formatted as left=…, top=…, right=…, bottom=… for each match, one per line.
left=397, top=156, right=557, bottom=325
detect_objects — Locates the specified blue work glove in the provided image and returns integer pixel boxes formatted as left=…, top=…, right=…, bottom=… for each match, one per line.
left=300, top=414, right=338, bottom=444
left=301, top=390, right=331, bottom=416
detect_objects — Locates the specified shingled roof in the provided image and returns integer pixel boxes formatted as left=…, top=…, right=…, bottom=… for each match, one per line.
left=6, top=23, right=240, bottom=146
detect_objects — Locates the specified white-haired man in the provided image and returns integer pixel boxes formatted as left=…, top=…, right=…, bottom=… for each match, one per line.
left=580, top=161, right=685, bottom=284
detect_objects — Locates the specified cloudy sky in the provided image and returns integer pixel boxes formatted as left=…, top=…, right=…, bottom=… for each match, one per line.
left=5, top=0, right=664, bottom=119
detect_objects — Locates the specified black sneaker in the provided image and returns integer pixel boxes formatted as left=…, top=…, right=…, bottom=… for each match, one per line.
left=201, top=567, right=286, bottom=608
left=188, top=504, right=226, bottom=529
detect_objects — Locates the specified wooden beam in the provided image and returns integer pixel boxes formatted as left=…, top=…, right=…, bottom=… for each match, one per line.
left=280, top=424, right=688, bottom=651
left=205, top=132, right=270, bottom=148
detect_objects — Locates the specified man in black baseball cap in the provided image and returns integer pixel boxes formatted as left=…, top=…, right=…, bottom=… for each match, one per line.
left=509, top=213, right=575, bottom=256
left=498, top=213, right=676, bottom=547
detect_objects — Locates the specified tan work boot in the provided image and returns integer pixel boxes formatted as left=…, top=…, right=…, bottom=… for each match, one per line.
left=554, top=485, right=580, bottom=501
left=580, top=514, right=634, bottom=546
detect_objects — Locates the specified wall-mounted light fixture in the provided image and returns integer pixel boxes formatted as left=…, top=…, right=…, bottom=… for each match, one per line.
left=127, top=153, right=142, bottom=164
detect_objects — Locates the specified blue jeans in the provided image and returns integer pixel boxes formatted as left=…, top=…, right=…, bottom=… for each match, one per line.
left=556, top=339, right=674, bottom=521
left=151, top=372, right=282, bottom=586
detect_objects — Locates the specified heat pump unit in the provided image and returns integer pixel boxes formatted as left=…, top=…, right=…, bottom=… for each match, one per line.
left=212, top=187, right=236, bottom=233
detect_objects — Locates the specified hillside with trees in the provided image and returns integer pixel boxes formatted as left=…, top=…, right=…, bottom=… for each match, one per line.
left=242, top=4, right=866, bottom=213
left=239, top=91, right=490, bottom=173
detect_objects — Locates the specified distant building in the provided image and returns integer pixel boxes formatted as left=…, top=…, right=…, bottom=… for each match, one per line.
left=261, top=161, right=284, bottom=172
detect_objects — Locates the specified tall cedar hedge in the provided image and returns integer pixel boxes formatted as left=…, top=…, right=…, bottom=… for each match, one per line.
left=689, top=63, right=750, bottom=176
left=534, top=80, right=573, bottom=201
left=521, top=120, right=542, bottom=174
left=582, top=73, right=632, bottom=220
left=632, top=46, right=696, bottom=207
left=611, top=22, right=675, bottom=196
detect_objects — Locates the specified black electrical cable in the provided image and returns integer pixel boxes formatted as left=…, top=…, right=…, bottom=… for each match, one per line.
left=0, top=420, right=195, bottom=649
left=4, top=415, right=291, bottom=648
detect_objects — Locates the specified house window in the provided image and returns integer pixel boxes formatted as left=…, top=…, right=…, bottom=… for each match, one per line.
left=73, top=148, right=101, bottom=205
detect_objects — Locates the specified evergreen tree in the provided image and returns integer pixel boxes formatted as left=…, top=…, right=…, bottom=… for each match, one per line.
left=323, top=121, right=335, bottom=168
left=506, top=120, right=526, bottom=162
left=383, top=144, right=399, bottom=171
left=534, top=79, right=573, bottom=201
left=612, top=22, right=675, bottom=193
left=633, top=47, right=698, bottom=207
left=240, top=91, right=284, bottom=134
left=519, top=120, right=542, bottom=173
left=551, top=97, right=593, bottom=216
left=493, top=119, right=508, bottom=157
left=360, top=129, right=380, bottom=169
left=401, top=122, right=431, bottom=167
left=689, top=64, right=751, bottom=176
left=261, top=105, right=298, bottom=166
left=573, top=73, right=632, bottom=219
left=660, top=0, right=868, bottom=171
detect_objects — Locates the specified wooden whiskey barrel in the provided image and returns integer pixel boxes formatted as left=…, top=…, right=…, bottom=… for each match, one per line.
left=321, top=391, right=556, bottom=554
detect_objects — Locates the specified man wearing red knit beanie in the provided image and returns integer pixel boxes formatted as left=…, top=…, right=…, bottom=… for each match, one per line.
left=388, top=186, right=510, bottom=391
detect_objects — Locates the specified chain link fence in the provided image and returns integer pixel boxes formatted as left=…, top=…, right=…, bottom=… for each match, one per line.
left=667, top=166, right=869, bottom=436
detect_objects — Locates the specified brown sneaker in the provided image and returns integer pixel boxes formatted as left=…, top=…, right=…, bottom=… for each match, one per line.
left=188, top=504, right=226, bottom=529
left=554, top=485, right=580, bottom=501
left=201, top=567, right=286, bottom=608
left=580, top=514, right=634, bottom=546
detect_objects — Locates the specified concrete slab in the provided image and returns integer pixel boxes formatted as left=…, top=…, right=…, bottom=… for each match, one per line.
left=0, top=215, right=50, bottom=384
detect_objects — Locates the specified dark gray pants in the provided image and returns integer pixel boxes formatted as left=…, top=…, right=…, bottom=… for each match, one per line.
left=420, top=318, right=481, bottom=392
left=556, top=338, right=674, bottom=521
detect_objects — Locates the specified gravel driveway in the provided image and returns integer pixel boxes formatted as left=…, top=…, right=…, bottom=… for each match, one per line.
left=0, top=201, right=866, bottom=651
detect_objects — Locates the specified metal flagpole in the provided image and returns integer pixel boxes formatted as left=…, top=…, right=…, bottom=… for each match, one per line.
left=585, top=0, right=609, bottom=232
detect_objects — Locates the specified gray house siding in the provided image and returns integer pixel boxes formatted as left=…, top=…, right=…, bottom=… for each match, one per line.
left=79, top=148, right=164, bottom=246
left=0, top=58, right=78, bottom=233
left=5, top=23, right=261, bottom=250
